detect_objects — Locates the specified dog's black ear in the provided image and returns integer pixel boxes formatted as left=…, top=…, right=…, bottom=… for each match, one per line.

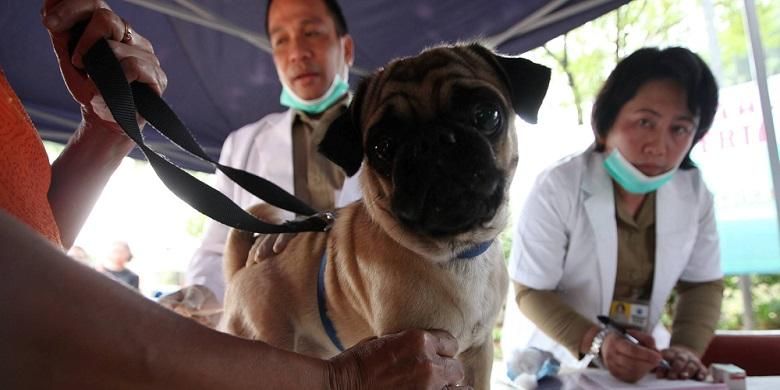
left=470, top=44, right=551, bottom=124
left=318, top=80, right=367, bottom=177
left=495, top=55, right=551, bottom=124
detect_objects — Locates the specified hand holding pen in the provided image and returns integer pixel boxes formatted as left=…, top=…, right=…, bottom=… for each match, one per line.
left=597, top=315, right=671, bottom=370
left=596, top=316, right=708, bottom=381
left=595, top=315, right=669, bottom=383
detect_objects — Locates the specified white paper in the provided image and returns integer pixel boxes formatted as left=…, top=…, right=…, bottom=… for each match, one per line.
left=578, top=369, right=728, bottom=390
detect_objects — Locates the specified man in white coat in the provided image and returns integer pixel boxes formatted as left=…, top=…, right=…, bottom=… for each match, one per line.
left=160, top=0, right=360, bottom=324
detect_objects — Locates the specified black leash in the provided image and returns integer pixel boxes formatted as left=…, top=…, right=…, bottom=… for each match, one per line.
left=76, top=33, right=333, bottom=234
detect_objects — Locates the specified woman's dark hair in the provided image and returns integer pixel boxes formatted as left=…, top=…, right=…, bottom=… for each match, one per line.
left=591, top=47, right=719, bottom=169
left=265, top=0, right=349, bottom=37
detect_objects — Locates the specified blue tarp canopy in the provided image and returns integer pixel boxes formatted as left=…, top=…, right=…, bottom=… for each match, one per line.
left=0, top=0, right=628, bottom=172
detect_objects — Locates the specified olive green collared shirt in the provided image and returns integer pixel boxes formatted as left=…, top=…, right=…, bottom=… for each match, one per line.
left=614, top=192, right=657, bottom=302
left=291, top=99, right=348, bottom=212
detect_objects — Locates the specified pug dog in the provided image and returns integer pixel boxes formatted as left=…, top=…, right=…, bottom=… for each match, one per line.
left=221, top=43, right=550, bottom=389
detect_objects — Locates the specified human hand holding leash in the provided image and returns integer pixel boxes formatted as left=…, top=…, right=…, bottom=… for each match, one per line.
left=41, top=0, right=168, bottom=248
left=42, top=0, right=166, bottom=131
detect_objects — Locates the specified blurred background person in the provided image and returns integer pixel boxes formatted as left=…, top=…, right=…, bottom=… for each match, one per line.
left=98, top=241, right=140, bottom=289
left=67, top=245, right=92, bottom=265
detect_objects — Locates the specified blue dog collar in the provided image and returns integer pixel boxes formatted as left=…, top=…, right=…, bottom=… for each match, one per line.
left=456, top=240, right=494, bottom=259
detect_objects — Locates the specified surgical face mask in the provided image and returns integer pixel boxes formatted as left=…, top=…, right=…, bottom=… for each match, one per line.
left=280, top=73, right=349, bottom=114
left=603, top=148, right=676, bottom=194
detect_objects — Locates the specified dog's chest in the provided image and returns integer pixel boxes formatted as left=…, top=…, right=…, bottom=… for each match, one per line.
left=357, top=250, right=508, bottom=352
left=443, top=257, right=508, bottom=345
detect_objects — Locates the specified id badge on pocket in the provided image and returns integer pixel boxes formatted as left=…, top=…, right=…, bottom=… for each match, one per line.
left=609, top=300, right=649, bottom=329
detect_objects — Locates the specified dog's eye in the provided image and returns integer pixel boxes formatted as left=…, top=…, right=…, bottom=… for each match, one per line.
left=374, top=136, right=394, bottom=162
left=471, top=103, right=502, bottom=135
left=370, top=135, right=395, bottom=177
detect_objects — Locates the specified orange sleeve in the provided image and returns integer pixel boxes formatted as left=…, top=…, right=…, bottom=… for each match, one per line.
left=0, top=69, right=62, bottom=246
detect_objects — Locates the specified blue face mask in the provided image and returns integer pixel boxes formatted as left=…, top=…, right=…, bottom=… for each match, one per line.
left=280, top=74, right=349, bottom=114
left=603, top=148, right=676, bottom=194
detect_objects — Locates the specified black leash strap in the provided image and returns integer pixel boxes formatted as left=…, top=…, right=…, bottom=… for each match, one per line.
left=80, top=38, right=333, bottom=234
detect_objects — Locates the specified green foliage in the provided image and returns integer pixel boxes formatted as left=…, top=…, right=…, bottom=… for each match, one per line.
left=715, top=275, right=780, bottom=330
left=661, top=275, right=780, bottom=331
left=718, top=276, right=745, bottom=329
left=530, top=0, right=780, bottom=124
left=713, top=0, right=780, bottom=86
left=609, top=0, right=687, bottom=52
left=493, top=325, right=504, bottom=361
left=533, top=0, right=688, bottom=124
left=751, top=274, right=780, bottom=329
left=715, top=0, right=751, bottom=85
left=156, top=270, right=184, bottom=286
left=500, top=224, right=514, bottom=264
left=186, top=212, right=207, bottom=239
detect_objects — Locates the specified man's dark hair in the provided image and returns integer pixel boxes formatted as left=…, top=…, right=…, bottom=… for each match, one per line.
left=265, top=0, right=349, bottom=37
left=591, top=47, right=719, bottom=169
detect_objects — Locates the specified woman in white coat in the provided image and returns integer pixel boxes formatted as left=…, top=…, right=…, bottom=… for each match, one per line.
left=502, top=47, right=723, bottom=383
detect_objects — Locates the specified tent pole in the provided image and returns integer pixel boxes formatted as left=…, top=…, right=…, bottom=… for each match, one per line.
left=122, top=0, right=271, bottom=52
left=120, top=0, right=368, bottom=77
left=739, top=276, right=756, bottom=329
left=481, top=0, right=569, bottom=48
left=171, top=0, right=217, bottom=21
left=700, top=0, right=723, bottom=82
left=24, top=106, right=81, bottom=129
left=740, top=0, right=778, bottom=330
left=511, top=0, right=617, bottom=42
left=481, top=0, right=620, bottom=50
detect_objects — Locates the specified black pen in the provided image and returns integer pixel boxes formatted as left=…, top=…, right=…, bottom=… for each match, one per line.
left=597, top=315, right=671, bottom=370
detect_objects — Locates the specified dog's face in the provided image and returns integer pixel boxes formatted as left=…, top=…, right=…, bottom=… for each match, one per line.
left=320, top=44, right=550, bottom=239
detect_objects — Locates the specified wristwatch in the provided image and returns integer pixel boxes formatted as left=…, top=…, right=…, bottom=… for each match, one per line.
left=584, top=327, right=612, bottom=367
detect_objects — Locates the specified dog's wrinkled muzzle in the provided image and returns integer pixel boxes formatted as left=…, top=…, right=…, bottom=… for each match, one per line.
left=390, top=125, right=505, bottom=236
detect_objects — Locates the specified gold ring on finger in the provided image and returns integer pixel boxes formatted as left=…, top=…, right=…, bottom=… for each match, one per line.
left=121, top=18, right=133, bottom=44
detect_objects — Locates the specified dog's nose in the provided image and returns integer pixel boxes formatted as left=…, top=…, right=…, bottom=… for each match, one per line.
left=471, top=170, right=500, bottom=195
left=394, top=200, right=433, bottom=230
left=439, top=131, right=456, bottom=144
left=395, top=206, right=419, bottom=226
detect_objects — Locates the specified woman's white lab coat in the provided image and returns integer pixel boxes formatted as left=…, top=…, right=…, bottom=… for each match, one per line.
left=501, top=146, right=722, bottom=367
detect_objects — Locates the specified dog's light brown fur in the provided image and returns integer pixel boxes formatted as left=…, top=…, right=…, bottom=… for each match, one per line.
left=223, top=201, right=508, bottom=388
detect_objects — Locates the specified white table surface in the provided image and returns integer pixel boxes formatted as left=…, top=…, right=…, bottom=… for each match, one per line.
left=490, top=361, right=779, bottom=390
left=745, top=376, right=780, bottom=390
